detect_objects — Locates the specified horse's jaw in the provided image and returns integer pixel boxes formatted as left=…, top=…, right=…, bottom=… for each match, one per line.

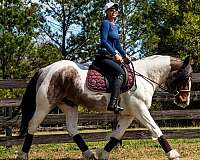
left=175, top=102, right=189, bottom=109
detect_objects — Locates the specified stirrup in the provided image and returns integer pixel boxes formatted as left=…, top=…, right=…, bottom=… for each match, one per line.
left=114, top=105, right=124, bottom=112
left=107, top=97, right=118, bottom=111
left=107, top=98, right=124, bottom=112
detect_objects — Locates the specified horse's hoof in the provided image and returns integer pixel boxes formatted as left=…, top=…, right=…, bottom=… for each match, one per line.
left=16, top=150, right=28, bottom=160
left=173, top=158, right=180, bottom=160
left=82, top=150, right=96, bottom=160
left=95, top=148, right=109, bottom=160
left=166, top=149, right=180, bottom=160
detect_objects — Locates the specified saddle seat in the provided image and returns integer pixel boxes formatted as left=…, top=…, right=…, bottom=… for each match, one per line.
left=86, top=63, right=136, bottom=93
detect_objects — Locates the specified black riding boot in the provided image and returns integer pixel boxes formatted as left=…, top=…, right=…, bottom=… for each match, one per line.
left=107, top=75, right=124, bottom=112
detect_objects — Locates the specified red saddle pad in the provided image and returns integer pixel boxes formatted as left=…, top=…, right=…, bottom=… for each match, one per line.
left=86, top=64, right=136, bottom=93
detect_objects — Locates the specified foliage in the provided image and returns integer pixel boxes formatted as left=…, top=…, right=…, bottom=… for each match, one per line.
left=38, top=0, right=93, bottom=59
left=0, top=0, right=39, bottom=79
left=128, top=0, right=198, bottom=62
left=65, top=1, right=107, bottom=62
left=22, top=43, right=62, bottom=78
left=35, top=0, right=200, bottom=63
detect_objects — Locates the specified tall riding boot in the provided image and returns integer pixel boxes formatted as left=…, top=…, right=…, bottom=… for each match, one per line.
left=107, top=75, right=124, bottom=112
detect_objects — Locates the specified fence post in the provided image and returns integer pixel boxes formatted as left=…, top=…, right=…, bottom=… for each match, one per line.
left=4, top=106, right=12, bottom=147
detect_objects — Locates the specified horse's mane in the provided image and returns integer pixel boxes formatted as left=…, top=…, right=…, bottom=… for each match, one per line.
left=76, top=55, right=182, bottom=72
left=134, top=55, right=171, bottom=67
left=137, top=55, right=171, bottom=62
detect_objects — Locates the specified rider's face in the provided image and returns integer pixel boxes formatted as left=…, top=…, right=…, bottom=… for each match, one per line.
left=106, top=7, right=118, bottom=20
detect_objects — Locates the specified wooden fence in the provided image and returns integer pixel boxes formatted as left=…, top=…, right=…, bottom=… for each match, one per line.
left=0, top=73, right=200, bottom=146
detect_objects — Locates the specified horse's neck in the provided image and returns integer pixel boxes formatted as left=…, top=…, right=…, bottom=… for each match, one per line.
left=134, top=56, right=171, bottom=87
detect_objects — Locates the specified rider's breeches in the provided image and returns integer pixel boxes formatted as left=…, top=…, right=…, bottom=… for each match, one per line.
left=96, top=58, right=125, bottom=78
left=95, top=58, right=125, bottom=98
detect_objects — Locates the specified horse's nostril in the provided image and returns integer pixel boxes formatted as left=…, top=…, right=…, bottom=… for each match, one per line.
left=179, top=94, right=188, bottom=102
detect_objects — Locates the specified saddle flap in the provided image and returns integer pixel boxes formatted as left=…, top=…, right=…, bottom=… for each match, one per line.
left=86, top=65, right=109, bottom=92
left=86, top=63, right=136, bottom=93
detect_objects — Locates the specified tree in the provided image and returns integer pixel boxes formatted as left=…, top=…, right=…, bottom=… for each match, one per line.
left=65, top=0, right=106, bottom=62
left=136, top=0, right=200, bottom=59
left=0, top=0, right=39, bottom=79
left=38, top=0, right=93, bottom=58
left=65, top=0, right=146, bottom=61
left=37, top=0, right=199, bottom=62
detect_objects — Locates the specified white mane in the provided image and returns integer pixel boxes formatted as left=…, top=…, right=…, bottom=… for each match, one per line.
left=134, top=55, right=171, bottom=85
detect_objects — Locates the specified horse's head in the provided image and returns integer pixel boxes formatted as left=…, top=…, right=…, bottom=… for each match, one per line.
left=166, top=56, right=193, bottom=108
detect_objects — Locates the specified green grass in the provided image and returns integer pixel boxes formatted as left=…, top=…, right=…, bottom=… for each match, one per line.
left=1, top=138, right=200, bottom=159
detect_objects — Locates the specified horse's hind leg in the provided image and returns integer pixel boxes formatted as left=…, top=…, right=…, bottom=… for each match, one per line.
left=96, top=114, right=134, bottom=160
left=17, top=99, right=52, bottom=159
left=58, top=104, right=95, bottom=160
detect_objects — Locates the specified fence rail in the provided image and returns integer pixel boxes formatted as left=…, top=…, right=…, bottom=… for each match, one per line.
left=1, top=128, right=200, bottom=146
left=0, top=73, right=200, bottom=146
left=1, top=109, right=200, bottom=128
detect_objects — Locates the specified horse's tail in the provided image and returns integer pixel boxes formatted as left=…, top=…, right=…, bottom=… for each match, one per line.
left=19, top=71, right=41, bottom=137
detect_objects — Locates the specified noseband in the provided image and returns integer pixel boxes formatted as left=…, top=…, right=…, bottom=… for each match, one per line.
left=171, top=75, right=192, bottom=96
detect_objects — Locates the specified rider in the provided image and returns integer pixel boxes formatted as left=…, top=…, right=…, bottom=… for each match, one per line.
left=95, top=2, right=129, bottom=112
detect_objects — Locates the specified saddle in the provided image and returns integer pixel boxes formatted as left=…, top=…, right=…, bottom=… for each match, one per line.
left=86, top=63, right=136, bottom=93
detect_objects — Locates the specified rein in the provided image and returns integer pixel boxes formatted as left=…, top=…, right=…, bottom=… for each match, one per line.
left=122, top=59, right=170, bottom=93
left=134, top=71, right=170, bottom=93
left=134, top=71, right=191, bottom=96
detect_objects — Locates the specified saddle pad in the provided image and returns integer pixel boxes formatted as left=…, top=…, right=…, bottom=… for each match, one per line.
left=86, top=64, right=135, bottom=93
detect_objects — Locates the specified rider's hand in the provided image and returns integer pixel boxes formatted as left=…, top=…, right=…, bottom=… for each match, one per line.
left=114, top=54, right=123, bottom=64
left=123, top=55, right=131, bottom=64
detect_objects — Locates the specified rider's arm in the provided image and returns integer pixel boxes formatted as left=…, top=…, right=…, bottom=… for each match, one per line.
left=100, top=20, right=116, bottom=56
left=115, top=38, right=126, bottom=57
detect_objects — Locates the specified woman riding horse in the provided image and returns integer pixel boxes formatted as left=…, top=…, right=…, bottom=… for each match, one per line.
left=16, top=55, right=192, bottom=160
left=95, top=2, right=129, bottom=112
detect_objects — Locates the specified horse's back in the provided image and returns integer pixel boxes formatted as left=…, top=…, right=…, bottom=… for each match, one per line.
left=36, top=60, right=90, bottom=105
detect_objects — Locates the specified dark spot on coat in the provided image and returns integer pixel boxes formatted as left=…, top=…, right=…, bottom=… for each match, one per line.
left=47, top=66, right=107, bottom=109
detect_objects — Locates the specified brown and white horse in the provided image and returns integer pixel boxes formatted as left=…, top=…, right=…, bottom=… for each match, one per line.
left=16, top=55, right=192, bottom=160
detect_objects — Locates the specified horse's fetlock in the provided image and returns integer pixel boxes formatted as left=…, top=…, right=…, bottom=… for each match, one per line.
left=82, top=150, right=96, bottom=160
left=16, top=150, right=28, bottom=160
left=95, top=148, right=109, bottom=160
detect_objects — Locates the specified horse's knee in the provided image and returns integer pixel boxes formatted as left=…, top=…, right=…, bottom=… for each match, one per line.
left=66, top=115, right=78, bottom=136
left=28, top=107, right=51, bottom=135
left=65, top=107, right=78, bottom=136
left=109, top=115, right=133, bottom=140
left=28, top=121, right=39, bottom=135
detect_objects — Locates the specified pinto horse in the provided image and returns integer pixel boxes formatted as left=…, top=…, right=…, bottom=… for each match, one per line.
left=16, top=55, right=192, bottom=160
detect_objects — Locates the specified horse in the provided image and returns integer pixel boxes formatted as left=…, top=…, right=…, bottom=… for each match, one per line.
left=16, top=55, right=192, bottom=160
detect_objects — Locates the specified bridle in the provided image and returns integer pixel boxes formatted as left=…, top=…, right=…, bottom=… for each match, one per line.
left=122, top=59, right=191, bottom=97
left=134, top=70, right=192, bottom=97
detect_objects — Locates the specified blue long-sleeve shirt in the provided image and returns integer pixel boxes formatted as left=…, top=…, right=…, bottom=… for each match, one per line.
left=100, top=20, right=126, bottom=56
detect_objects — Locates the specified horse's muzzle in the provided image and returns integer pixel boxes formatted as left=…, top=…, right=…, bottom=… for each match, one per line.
left=174, top=90, right=190, bottom=108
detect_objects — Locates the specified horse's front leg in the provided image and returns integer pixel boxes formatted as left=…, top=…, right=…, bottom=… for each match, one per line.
left=133, top=103, right=180, bottom=160
left=96, top=114, right=134, bottom=160
left=58, top=104, right=96, bottom=160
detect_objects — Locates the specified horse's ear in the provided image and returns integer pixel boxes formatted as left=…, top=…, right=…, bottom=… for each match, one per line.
left=182, top=56, right=192, bottom=68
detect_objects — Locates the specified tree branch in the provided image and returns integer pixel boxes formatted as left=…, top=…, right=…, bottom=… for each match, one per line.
left=41, top=27, right=62, bottom=47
